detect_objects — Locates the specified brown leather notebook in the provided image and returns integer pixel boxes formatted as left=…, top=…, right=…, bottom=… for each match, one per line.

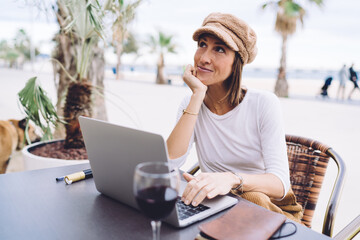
left=198, top=199, right=287, bottom=240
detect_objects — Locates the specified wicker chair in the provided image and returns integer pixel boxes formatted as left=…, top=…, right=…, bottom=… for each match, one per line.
left=286, top=135, right=346, bottom=237
left=187, top=134, right=346, bottom=237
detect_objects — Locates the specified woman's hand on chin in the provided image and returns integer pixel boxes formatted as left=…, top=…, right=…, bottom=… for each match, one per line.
left=183, top=64, right=207, bottom=95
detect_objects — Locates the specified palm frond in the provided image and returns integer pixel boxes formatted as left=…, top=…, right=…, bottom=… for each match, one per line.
left=57, top=0, right=106, bottom=80
left=146, top=35, right=158, bottom=53
left=103, top=0, right=113, bottom=11
left=261, top=1, right=277, bottom=9
left=308, top=0, right=324, bottom=7
left=283, top=1, right=303, bottom=17
left=87, top=1, right=106, bottom=39
left=167, top=44, right=177, bottom=54
left=263, top=0, right=322, bottom=35
left=18, top=77, right=64, bottom=142
left=146, top=31, right=177, bottom=54
left=63, top=18, right=76, bottom=34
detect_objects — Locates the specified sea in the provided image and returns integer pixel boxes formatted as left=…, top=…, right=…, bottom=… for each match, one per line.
left=115, top=64, right=348, bottom=82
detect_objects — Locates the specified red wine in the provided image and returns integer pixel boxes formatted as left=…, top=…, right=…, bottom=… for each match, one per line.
left=136, top=186, right=177, bottom=221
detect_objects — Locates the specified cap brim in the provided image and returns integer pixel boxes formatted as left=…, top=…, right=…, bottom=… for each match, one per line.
left=192, top=26, right=239, bottom=52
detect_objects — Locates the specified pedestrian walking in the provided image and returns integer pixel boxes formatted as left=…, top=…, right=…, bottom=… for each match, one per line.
left=319, top=76, right=333, bottom=97
left=337, top=65, right=347, bottom=100
left=348, top=64, right=359, bottom=99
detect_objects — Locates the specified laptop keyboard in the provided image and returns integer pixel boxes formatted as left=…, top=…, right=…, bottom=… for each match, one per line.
left=176, top=197, right=210, bottom=220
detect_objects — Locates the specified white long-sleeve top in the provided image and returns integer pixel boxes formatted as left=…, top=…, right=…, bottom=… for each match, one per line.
left=171, top=88, right=290, bottom=198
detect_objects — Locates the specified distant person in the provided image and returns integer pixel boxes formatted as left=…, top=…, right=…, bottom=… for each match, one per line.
left=337, top=65, right=347, bottom=100
left=319, top=76, right=333, bottom=97
left=348, top=64, right=359, bottom=99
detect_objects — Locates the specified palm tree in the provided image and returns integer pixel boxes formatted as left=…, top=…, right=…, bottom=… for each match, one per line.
left=104, top=0, right=142, bottom=80
left=13, top=29, right=40, bottom=65
left=147, top=31, right=176, bottom=84
left=0, top=30, right=40, bottom=68
left=0, top=40, right=19, bottom=68
left=52, top=0, right=106, bottom=148
left=262, top=0, right=323, bottom=97
left=122, top=32, right=140, bottom=55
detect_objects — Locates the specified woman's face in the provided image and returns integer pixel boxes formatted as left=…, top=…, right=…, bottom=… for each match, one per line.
left=194, top=34, right=235, bottom=87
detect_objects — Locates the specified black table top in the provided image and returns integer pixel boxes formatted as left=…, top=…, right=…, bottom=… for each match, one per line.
left=0, top=163, right=330, bottom=240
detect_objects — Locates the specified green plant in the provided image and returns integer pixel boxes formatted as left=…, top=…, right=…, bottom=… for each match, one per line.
left=0, top=29, right=40, bottom=68
left=58, top=0, right=105, bottom=81
left=147, top=31, right=177, bottom=84
left=18, top=77, right=62, bottom=143
left=262, top=0, right=323, bottom=97
left=53, top=0, right=106, bottom=148
left=104, top=0, right=143, bottom=80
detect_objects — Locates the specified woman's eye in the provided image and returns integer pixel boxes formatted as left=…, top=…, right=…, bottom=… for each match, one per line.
left=215, top=47, right=225, bottom=53
left=198, top=41, right=206, bottom=48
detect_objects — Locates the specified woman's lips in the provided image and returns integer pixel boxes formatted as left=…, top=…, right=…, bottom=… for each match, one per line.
left=197, top=66, right=213, bottom=73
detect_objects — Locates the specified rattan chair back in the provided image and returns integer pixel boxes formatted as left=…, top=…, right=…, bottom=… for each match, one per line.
left=286, top=135, right=346, bottom=237
left=286, top=135, right=331, bottom=228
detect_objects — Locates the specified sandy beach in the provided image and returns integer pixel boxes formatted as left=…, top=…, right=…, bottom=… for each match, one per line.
left=1, top=65, right=359, bottom=237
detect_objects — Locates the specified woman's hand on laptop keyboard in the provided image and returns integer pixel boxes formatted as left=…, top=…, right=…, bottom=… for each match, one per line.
left=181, top=172, right=238, bottom=207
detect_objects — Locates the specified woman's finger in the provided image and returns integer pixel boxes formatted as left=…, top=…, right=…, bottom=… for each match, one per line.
left=182, top=173, right=203, bottom=201
left=183, top=65, right=194, bottom=79
left=181, top=176, right=198, bottom=203
left=192, top=183, right=216, bottom=206
left=182, top=178, right=207, bottom=205
left=183, top=172, right=195, bottom=182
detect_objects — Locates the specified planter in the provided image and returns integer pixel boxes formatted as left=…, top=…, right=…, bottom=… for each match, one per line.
left=22, top=139, right=89, bottom=171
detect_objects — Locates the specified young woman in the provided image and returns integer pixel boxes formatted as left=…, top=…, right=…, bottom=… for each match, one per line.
left=167, top=12, right=302, bottom=222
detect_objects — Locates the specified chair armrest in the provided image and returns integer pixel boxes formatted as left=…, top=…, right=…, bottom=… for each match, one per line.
left=187, top=163, right=200, bottom=175
left=322, top=149, right=347, bottom=237
left=333, top=215, right=360, bottom=240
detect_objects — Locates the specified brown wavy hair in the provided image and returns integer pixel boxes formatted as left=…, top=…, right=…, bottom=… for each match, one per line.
left=224, top=52, right=247, bottom=106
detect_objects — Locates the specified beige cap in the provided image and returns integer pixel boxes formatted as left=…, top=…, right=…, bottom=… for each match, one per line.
left=193, top=12, right=257, bottom=64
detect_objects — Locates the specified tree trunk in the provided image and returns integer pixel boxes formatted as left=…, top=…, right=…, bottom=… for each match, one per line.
left=88, top=46, right=107, bottom=121
left=274, top=34, right=289, bottom=98
left=52, top=3, right=78, bottom=139
left=53, top=43, right=107, bottom=143
left=115, top=44, right=123, bottom=80
left=156, top=53, right=166, bottom=84
left=63, top=81, right=92, bottom=148
left=52, top=32, right=77, bottom=139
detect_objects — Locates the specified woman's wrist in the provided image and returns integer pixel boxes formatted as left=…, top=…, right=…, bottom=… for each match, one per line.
left=184, top=92, right=205, bottom=115
left=230, top=172, right=244, bottom=193
left=192, top=90, right=206, bottom=100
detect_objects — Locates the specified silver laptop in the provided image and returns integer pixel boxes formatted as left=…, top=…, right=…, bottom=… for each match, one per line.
left=79, top=116, right=238, bottom=227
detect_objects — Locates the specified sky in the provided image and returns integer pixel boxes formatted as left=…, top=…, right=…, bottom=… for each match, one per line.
left=0, top=0, right=359, bottom=71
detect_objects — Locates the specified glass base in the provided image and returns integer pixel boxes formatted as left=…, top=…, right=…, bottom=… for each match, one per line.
left=151, top=220, right=161, bottom=240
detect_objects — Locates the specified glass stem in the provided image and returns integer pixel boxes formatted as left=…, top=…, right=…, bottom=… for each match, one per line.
left=151, top=220, right=161, bottom=240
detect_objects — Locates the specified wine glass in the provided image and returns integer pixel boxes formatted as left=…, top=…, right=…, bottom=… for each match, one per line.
left=133, top=162, right=180, bottom=240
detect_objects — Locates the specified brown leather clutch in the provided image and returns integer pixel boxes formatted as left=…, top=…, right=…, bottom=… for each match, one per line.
left=198, top=199, right=287, bottom=240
